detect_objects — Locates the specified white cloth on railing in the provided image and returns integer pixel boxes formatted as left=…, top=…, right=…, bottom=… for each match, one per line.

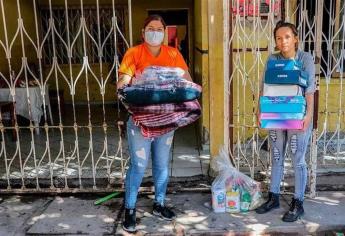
left=0, top=86, right=51, bottom=124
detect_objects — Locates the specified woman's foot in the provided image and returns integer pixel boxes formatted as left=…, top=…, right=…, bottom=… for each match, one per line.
left=152, top=202, right=176, bottom=221
left=282, top=198, right=304, bottom=222
left=255, top=192, right=280, bottom=214
left=122, top=208, right=136, bottom=233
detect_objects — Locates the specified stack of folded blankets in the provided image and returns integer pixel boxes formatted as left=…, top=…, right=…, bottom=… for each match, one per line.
left=118, top=66, right=202, bottom=137
left=259, top=59, right=308, bottom=130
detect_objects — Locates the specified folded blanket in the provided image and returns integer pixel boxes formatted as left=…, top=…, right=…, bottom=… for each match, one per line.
left=130, top=100, right=201, bottom=138
left=138, top=126, right=176, bottom=138
left=127, top=100, right=201, bottom=114
left=118, top=80, right=202, bottom=105
left=118, top=66, right=202, bottom=137
left=132, top=66, right=185, bottom=85
left=133, top=112, right=189, bottom=127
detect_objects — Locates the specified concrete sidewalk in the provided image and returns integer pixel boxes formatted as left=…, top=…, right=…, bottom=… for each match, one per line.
left=0, top=191, right=345, bottom=236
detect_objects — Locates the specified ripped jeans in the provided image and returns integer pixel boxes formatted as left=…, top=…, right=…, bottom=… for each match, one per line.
left=269, top=125, right=312, bottom=201
left=125, top=117, right=174, bottom=209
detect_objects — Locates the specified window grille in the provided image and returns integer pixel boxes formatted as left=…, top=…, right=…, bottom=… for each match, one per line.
left=40, top=5, right=127, bottom=65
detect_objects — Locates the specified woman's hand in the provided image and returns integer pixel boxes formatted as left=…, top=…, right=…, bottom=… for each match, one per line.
left=302, top=114, right=312, bottom=131
left=303, top=93, right=314, bottom=132
left=117, top=74, right=132, bottom=89
left=256, top=110, right=261, bottom=128
left=183, top=70, right=193, bottom=81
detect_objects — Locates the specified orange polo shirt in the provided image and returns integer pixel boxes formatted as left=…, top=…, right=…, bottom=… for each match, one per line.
left=118, top=43, right=188, bottom=77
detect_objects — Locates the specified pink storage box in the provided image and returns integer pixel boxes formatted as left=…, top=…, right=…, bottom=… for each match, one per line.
left=260, top=120, right=303, bottom=130
left=260, top=112, right=304, bottom=120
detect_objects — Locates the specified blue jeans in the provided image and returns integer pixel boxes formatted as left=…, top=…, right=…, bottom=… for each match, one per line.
left=269, top=125, right=312, bottom=200
left=125, top=117, right=174, bottom=209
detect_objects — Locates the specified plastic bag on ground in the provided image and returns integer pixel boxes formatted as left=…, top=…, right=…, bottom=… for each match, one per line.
left=210, top=147, right=263, bottom=213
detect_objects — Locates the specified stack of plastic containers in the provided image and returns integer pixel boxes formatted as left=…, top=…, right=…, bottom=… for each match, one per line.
left=260, top=59, right=308, bottom=130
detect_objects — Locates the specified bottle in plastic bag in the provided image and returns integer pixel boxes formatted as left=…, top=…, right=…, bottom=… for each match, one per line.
left=211, top=187, right=226, bottom=213
left=226, top=186, right=240, bottom=213
left=240, top=189, right=251, bottom=212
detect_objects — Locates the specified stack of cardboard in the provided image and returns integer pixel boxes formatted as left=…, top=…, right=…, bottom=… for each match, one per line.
left=260, top=59, right=308, bottom=130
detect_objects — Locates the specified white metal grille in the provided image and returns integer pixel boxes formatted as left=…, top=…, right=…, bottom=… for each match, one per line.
left=228, top=0, right=345, bottom=196
left=1, top=0, right=345, bottom=195
left=0, top=0, right=129, bottom=193
left=40, top=5, right=127, bottom=64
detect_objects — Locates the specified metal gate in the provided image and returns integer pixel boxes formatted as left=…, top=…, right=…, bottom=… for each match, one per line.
left=1, top=0, right=344, bottom=195
left=0, top=0, right=130, bottom=193
left=228, top=0, right=345, bottom=197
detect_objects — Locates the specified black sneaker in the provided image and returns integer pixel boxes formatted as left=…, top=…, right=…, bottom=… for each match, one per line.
left=122, top=208, right=136, bottom=233
left=282, top=198, right=304, bottom=222
left=255, top=192, right=280, bottom=214
left=152, top=202, right=176, bottom=221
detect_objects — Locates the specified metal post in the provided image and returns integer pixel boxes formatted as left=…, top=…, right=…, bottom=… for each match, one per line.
left=310, top=0, right=324, bottom=198
left=128, top=0, right=133, bottom=47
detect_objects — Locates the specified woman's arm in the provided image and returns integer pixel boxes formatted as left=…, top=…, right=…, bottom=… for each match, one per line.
left=117, top=73, right=132, bottom=89
left=302, top=52, right=316, bottom=131
left=183, top=70, right=193, bottom=82
left=303, top=93, right=314, bottom=131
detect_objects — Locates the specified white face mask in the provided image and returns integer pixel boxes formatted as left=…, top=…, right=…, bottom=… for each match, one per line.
left=144, top=31, right=164, bottom=46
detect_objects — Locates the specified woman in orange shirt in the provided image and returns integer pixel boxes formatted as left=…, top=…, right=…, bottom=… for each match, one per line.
left=117, top=15, right=191, bottom=233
